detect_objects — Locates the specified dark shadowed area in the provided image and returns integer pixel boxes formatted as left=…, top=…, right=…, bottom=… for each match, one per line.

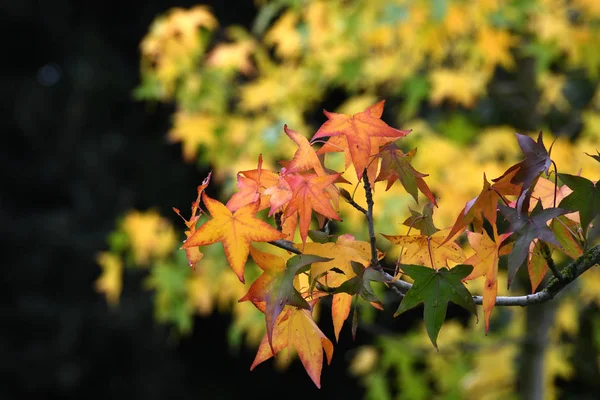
left=0, top=1, right=366, bottom=398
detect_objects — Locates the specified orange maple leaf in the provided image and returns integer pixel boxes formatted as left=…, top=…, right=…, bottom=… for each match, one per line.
left=226, top=155, right=279, bottom=212
left=464, top=230, right=512, bottom=333
left=239, top=246, right=288, bottom=313
left=173, top=172, right=212, bottom=269
left=182, top=194, right=285, bottom=283
left=311, top=100, right=410, bottom=179
left=444, top=169, right=521, bottom=243
left=250, top=306, right=334, bottom=388
left=382, top=228, right=466, bottom=271
left=284, top=173, right=341, bottom=244
left=283, top=125, right=327, bottom=176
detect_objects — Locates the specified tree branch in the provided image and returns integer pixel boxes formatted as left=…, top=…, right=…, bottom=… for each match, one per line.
left=267, top=241, right=600, bottom=308
left=362, top=171, right=379, bottom=268
left=383, top=244, right=600, bottom=306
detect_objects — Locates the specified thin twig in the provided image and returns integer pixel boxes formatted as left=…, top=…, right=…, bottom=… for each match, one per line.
left=362, top=171, right=379, bottom=268
left=344, top=196, right=367, bottom=214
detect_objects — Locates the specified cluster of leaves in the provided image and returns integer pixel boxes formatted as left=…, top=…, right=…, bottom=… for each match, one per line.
left=170, top=100, right=599, bottom=387
left=135, top=0, right=600, bottom=179
left=94, top=0, right=600, bottom=396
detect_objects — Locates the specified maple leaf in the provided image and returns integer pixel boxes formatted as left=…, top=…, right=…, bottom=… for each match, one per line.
left=403, top=202, right=439, bottom=236
left=262, top=252, right=332, bottom=348
left=95, top=252, right=123, bottom=306
left=299, top=235, right=383, bottom=341
left=283, top=125, right=327, bottom=176
left=284, top=172, right=341, bottom=244
left=496, top=131, right=552, bottom=213
left=558, top=173, right=600, bottom=235
left=173, top=172, right=212, bottom=269
left=444, top=170, right=521, bottom=243
left=498, top=202, right=568, bottom=287
left=311, top=100, right=410, bottom=179
left=550, top=216, right=584, bottom=259
left=528, top=240, right=549, bottom=294
left=464, top=231, right=512, bottom=333
left=263, top=174, right=293, bottom=216
left=239, top=246, right=288, bottom=312
left=226, top=155, right=279, bottom=212
left=334, top=261, right=388, bottom=309
left=316, top=134, right=386, bottom=187
left=182, top=194, right=286, bottom=283
left=382, top=228, right=466, bottom=270
left=395, top=264, right=477, bottom=349
left=375, top=144, right=436, bottom=205
left=586, top=150, right=600, bottom=163
left=250, top=306, right=334, bottom=388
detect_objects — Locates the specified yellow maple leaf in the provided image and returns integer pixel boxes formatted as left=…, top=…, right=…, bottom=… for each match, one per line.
left=251, top=306, right=334, bottom=388
left=168, top=112, right=217, bottom=162
left=265, top=10, right=302, bottom=59
left=122, top=210, right=178, bottom=265
left=95, top=252, right=123, bottom=306
left=477, top=26, right=517, bottom=73
left=382, top=228, right=466, bottom=271
left=430, top=68, right=486, bottom=108
left=206, top=39, right=255, bottom=75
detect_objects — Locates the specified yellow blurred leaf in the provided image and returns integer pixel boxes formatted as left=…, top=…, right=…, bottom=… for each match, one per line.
left=95, top=252, right=123, bottom=306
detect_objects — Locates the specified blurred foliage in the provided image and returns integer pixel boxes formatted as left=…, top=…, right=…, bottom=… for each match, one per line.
left=95, top=0, right=600, bottom=397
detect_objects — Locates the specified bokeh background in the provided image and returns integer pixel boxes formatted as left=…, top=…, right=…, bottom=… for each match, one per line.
left=4, top=0, right=600, bottom=399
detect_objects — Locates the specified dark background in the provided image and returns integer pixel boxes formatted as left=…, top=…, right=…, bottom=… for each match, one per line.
left=0, top=1, right=368, bottom=398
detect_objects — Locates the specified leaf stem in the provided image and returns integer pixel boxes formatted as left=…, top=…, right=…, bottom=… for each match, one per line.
left=551, top=160, right=559, bottom=208
left=362, top=171, right=379, bottom=267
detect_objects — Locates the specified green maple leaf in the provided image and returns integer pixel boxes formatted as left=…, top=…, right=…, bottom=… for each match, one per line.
left=395, top=264, right=477, bottom=349
left=334, top=261, right=388, bottom=307
left=558, top=173, right=600, bottom=236
left=403, top=202, right=438, bottom=236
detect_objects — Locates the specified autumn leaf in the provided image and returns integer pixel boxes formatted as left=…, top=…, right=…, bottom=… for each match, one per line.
left=239, top=246, right=288, bottom=312
left=226, top=155, right=279, bottom=212
left=403, top=202, right=439, bottom=236
left=262, top=253, right=332, bottom=349
left=497, top=132, right=552, bottom=213
left=95, top=252, right=123, bottom=306
left=263, top=174, right=293, bottom=216
left=173, top=172, right=212, bottom=269
left=182, top=194, right=286, bottom=282
left=498, top=202, right=568, bottom=287
left=299, top=235, right=382, bottom=341
left=444, top=170, right=521, bottom=243
left=334, top=261, right=388, bottom=309
left=464, top=231, right=512, bottom=333
left=550, top=216, right=583, bottom=259
left=283, top=125, right=327, bottom=176
left=375, top=144, right=436, bottom=205
left=528, top=240, right=549, bottom=294
left=250, top=306, right=334, bottom=388
left=382, top=228, right=466, bottom=271
left=395, top=264, right=477, bottom=349
left=558, top=173, right=600, bottom=235
left=311, top=100, right=410, bottom=179
left=315, top=134, right=384, bottom=187
left=284, top=172, right=341, bottom=243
